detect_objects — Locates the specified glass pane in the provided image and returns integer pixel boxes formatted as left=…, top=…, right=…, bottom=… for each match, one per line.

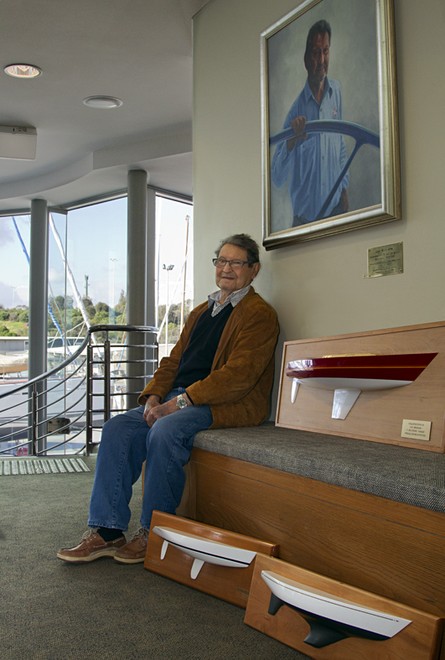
left=156, top=195, right=193, bottom=357
left=66, top=197, right=128, bottom=331
left=0, top=215, right=30, bottom=378
left=48, top=211, right=69, bottom=367
left=0, top=215, right=30, bottom=456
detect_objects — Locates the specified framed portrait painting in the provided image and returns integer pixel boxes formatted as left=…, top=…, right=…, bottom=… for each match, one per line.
left=261, top=0, right=400, bottom=249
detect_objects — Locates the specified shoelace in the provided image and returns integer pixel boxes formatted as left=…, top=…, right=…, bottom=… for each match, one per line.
left=82, top=529, right=96, bottom=540
left=132, top=527, right=149, bottom=541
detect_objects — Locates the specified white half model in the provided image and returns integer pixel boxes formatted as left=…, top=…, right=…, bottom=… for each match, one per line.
left=152, top=525, right=257, bottom=579
left=287, top=352, right=437, bottom=419
left=261, top=570, right=411, bottom=639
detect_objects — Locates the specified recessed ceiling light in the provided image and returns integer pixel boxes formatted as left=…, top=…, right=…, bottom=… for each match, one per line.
left=83, top=95, right=123, bottom=109
left=4, top=63, right=42, bottom=79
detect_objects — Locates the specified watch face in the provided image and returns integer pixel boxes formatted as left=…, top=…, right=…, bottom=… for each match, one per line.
left=177, top=395, right=187, bottom=409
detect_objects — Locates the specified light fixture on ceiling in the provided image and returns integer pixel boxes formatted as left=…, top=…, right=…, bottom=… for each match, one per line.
left=83, top=95, right=123, bottom=109
left=4, top=63, right=42, bottom=79
left=0, top=126, right=37, bottom=160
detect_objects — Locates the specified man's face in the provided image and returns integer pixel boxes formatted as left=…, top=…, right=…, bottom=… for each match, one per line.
left=306, top=32, right=330, bottom=86
left=214, top=243, right=259, bottom=298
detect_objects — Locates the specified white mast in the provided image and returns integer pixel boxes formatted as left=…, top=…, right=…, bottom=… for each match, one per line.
left=48, top=213, right=94, bottom=337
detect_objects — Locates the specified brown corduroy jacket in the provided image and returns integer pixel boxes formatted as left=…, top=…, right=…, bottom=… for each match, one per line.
left=138, top=287, right=279, bottom=428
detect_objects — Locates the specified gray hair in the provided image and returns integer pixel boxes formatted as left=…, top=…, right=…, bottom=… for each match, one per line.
left=216, top=233, right=260, bottom=264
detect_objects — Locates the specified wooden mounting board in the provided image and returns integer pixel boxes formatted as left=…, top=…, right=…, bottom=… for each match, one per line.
left=276, top=320, right=445, bottom=451
left=245, top=555, right=443, bottom=659
left=144, top=511, right=279, bottom=607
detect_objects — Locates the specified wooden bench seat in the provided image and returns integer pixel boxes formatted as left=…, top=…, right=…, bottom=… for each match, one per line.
left=193, top=423, right=445, bottom=512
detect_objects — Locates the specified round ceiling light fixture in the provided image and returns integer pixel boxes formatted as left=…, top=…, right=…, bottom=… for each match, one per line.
left=4, top=63, right=42, bottom=79
left=83, top=95, right=123, bottom=109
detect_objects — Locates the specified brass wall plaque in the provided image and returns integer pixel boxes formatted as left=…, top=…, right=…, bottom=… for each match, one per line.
left=367, top=242, right=403, bottom=278
left=401, top=419, right=432, bottom=442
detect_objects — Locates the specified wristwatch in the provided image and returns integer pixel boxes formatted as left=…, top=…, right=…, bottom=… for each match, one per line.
left=176, top=394, right=188, bottom=409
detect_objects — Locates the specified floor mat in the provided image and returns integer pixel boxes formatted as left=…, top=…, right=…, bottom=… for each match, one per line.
left=0, top=457, right=91, bottom=476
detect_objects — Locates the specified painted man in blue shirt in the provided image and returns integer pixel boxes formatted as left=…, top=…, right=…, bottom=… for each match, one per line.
left=271, top=20, right=349, bottom=226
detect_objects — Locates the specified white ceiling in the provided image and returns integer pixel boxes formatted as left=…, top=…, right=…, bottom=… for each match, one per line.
left=0, top=0, right=210, bottom=213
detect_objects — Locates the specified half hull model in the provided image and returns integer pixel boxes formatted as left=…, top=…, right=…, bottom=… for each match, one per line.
left=153, top=525, right=256, bottom=580
left=286, top=353, right=437, bottom=419
left=261, top=570, right=411, bottom=648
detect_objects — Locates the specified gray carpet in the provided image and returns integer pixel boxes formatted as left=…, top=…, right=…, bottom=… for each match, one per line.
left=1, top=456, right=309, bottom=659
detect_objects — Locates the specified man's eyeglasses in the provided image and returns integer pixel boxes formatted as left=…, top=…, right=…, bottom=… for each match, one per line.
left=212, top=257, right=250, bottom=270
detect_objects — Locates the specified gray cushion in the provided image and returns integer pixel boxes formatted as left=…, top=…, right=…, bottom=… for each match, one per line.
left=194, top=423, right=445, bottom=513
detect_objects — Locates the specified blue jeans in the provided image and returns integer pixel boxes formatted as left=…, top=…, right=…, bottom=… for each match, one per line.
left=88, top=389, right=213, bottom=531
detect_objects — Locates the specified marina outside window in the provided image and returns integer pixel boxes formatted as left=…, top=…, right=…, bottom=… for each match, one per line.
left=0, top=191, right=193, bottom=376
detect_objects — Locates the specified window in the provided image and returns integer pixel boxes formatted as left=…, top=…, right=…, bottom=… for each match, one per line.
left=155, top=194, right=193, bottom=356
left=0, top=191, right=194, bottom=374
left=47, top=198, right=127, bottom=365
left=0, top=214, right=30, bottom=378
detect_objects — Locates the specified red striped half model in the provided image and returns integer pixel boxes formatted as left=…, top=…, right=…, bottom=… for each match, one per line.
left=286, top=353, right=438, bottom=386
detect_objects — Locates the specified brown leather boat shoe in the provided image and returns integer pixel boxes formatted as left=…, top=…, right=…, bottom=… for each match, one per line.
left=57, top=529, right=126, bottom=563
left=114, top=528, right=149, bottom=564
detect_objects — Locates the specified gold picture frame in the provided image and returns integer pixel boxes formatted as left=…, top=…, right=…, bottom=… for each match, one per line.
left=261, top=0, right=400, bottom=249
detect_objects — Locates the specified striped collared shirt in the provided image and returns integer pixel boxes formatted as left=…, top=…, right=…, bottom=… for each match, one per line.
left=208, top=284, right=251, bottom=317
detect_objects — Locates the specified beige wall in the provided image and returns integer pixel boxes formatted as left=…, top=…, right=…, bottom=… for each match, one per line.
left=193, top=0, right=445, bottom=349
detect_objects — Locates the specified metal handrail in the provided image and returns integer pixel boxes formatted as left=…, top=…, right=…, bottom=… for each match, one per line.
left=0, top=324, right=158, bottom=457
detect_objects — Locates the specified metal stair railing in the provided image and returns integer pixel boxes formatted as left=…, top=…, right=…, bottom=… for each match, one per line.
left=0, top=324, right=158, bottom=457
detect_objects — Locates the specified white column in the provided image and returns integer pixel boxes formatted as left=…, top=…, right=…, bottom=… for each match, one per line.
left=127, top=170, right=149, bottom=406
left=28, top=198, right=48, bottom=379
left=146, top=187, right=156, bottom=327
left=28, top=198, right=48, bottom=452
left=127, top=169, right=148, bottom=325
